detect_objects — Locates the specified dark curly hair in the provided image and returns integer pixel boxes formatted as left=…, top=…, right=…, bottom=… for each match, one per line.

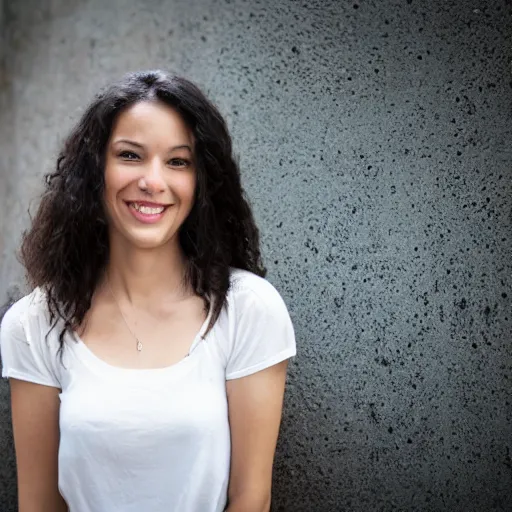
left=20, top=69, right=266, bottom=347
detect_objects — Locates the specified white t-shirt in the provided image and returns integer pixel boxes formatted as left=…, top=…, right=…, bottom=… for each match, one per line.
left=0, top=268, right=296, bottom=512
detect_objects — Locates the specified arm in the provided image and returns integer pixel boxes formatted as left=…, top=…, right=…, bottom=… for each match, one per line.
left=10, top=378, right=68, bottom=512
left=225, top=360, right=289, bottom=512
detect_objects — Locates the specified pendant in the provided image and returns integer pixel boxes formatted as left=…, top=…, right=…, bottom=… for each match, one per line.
left=137, top=340, right=143, bottom=352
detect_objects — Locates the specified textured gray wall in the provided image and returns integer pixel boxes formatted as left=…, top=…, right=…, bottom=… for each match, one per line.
left=0, top=0, right=511, bottom=510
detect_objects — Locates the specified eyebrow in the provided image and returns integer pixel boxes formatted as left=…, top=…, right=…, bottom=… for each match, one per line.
left=113, top=139, right=192, bottom=152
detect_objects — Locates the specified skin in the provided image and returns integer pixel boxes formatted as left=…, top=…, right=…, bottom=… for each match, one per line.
left=10, top=100, right=288, bottom=512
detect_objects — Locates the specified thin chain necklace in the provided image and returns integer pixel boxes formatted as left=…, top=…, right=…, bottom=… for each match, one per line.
left=106, top=277, right=143, bottom=352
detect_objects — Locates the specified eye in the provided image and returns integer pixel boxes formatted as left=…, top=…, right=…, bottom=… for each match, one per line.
left=119, top=150, right=140, bottom=160
left=169, top=158, right=190, bottom=168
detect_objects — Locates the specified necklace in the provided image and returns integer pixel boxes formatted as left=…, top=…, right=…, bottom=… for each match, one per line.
left=106, top=278, right=143, bottom=352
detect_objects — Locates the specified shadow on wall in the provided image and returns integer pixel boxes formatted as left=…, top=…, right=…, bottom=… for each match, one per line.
left=0, top=284, right=20, bottom=510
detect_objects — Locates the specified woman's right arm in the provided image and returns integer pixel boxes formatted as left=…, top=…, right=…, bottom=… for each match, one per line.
left=10, top=378, right=68, bottom=512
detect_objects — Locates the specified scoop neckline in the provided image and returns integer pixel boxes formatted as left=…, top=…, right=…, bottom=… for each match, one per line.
left=68, top=302, right=214, bottom=377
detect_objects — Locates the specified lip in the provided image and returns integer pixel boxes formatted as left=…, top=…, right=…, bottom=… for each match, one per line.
left=124, top=200, right=172, bottom=225
left=126, top=200, right=171, bottom=208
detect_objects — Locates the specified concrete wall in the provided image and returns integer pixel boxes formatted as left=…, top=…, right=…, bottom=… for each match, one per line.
left=0, top=0, right=511, bottom=510
left=0, top=0, right=7, bottom=298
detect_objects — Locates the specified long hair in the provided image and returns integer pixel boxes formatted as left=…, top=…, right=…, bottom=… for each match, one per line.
left=20, top=70, right=266, bottom=346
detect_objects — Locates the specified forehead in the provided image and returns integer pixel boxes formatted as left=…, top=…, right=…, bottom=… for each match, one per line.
left=110, top=101, right=194, bottom=146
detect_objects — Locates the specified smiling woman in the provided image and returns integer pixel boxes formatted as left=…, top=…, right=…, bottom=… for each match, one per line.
left=104, top=101, right=197, bottom=251
left=0, top=70, right=296, bottom=512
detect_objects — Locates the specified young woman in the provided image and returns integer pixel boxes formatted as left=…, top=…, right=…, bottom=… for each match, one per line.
left=0, top=70, right=296, bottom=512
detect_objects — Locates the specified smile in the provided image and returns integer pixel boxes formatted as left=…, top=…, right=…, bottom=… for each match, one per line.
left=130, top=202, right=166, bottom=214
left=125, top=201, right=172, bottom=224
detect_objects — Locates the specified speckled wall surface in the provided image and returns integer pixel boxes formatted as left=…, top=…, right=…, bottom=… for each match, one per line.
left=0, top=0, right=511, bottom=510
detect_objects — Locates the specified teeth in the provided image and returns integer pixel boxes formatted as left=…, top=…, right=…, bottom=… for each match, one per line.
left=131, top=203, right=165, bottom=214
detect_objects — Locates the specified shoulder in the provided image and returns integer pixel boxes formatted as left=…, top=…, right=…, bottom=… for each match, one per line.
left=229, top=268, right=285, bottom=303
left=1, top=289, right=45, bottom=329
left=1, top=288, right=63, bottom=387
left=227, top=268, right=291, bottom=321
left=229, top=268, right=288, bottom=310
left=1, top=287, right=53, bottom=344
left=220, top=269, right=296, bottom=380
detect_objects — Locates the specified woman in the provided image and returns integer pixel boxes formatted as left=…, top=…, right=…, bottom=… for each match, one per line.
left=0, top=70, right=296, bottom=512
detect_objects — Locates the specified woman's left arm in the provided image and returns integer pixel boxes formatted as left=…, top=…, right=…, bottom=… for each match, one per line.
left=225, top=360, right=289, bottom=512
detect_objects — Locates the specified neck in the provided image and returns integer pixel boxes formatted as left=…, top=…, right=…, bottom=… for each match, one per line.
left=105, top=234, right=190, bottom=305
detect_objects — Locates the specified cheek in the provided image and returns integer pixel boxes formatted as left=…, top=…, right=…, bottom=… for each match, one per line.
left=103, top=166, right=130, bottom=221
left=104, top=163, right=132, bottom=198
left=175, top=173, right=197, bottom=206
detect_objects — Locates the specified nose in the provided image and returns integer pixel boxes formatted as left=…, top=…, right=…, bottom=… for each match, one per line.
left=140, top=157, right=166, bottom=194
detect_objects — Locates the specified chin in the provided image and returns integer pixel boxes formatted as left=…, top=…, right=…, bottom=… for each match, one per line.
left=119, top=228, right=175, bottom=251
left=133, top=237, right=173, bottom=250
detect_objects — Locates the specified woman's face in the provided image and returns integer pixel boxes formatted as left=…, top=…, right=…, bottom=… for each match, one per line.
left=104, top=100, right=196, bottom=251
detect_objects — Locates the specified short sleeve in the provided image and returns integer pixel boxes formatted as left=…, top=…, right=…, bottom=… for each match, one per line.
left=225, top=273, right=296, bottom=380
left=0, top=294, right=61, bottom=388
